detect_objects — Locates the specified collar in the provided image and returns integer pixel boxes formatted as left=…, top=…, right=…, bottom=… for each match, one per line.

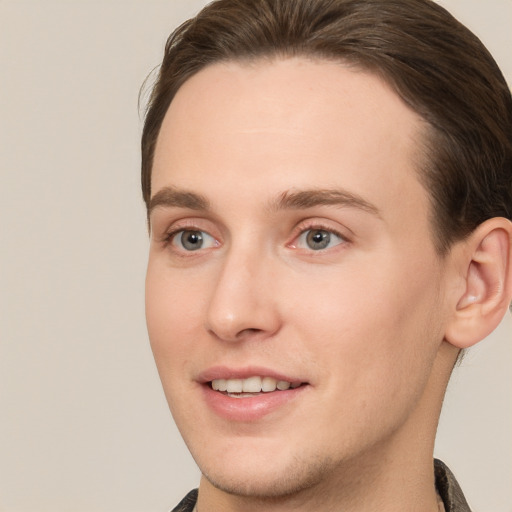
left=434, top=459, right=472, bottom=511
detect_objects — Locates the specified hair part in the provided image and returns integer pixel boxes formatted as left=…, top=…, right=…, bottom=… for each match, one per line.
left=141, top=0, right=512, bottom=254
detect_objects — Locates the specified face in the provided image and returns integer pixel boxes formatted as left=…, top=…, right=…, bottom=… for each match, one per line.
left=146, top=58, right=449, bottom=498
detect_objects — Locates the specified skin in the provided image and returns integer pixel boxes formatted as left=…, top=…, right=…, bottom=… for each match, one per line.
left=146, top=58, right=463, bottom=512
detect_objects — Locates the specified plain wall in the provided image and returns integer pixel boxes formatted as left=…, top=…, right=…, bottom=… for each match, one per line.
left=1, top=1, right=510, bottom=511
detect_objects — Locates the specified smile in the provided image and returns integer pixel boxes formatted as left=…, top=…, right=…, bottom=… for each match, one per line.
left=203, top=380, right=308, bottom=421
left=211, top=376, right=303, bottom=395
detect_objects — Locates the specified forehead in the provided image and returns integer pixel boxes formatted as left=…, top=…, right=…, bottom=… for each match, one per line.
left=152, top=57, right=430, bottom=232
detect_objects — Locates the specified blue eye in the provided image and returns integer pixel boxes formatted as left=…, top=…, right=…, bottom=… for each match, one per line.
left=297, top=229, right=344, bottom=251
left=171, top=230, right=217, bottom=251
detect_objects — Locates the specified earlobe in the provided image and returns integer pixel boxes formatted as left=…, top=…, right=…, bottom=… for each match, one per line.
left=445, top=218, right=512, bottom=349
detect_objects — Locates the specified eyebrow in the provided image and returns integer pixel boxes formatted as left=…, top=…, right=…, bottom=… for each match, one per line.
left=148, top=186, right=210, bottom=215
left=148, top=186, right=380, bottom=217
left=271, top=188, right=381, bottom=216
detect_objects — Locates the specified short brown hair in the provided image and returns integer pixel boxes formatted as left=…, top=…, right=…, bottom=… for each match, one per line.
left=141, top=0, right=512, bottom=253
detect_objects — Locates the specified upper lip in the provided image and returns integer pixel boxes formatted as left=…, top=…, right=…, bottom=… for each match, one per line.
left=197, top=366, right=307, bottom=385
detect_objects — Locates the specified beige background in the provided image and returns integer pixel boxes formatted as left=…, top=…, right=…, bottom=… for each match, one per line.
left=1, top=1, right=511, bottom=511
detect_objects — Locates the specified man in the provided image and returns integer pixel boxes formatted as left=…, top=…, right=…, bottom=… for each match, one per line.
left=141, top=0, right=512, bottom=510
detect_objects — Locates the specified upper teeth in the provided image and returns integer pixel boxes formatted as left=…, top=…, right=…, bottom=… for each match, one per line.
left=211, top=376, right=301, bottom=393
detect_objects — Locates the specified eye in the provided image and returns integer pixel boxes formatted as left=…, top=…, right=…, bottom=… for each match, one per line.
left=296, top=228, right=345, bottom=251
left=171, top=229, right=217, bottom=251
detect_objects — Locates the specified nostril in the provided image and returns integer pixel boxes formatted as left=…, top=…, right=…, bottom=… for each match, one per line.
left=239, top=327, right=263, bottom=336
left=206, top=325, right=267, bottom=343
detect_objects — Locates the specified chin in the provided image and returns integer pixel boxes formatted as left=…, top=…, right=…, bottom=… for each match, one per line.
left=194, top=447, right=337, bottom=499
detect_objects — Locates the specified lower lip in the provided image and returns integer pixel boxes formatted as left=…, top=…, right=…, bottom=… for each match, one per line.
left=201, top=384, right=308, bottom=422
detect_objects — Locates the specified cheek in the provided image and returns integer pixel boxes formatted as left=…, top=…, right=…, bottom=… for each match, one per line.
left=145, top=262, right=206, bottom=429
left=286, top=255, right=444, bottom=382
left=145, top=260, right=202, bottom=372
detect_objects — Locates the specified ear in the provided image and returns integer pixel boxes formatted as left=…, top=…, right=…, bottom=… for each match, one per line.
left=444, top=217, right=512, bottom=349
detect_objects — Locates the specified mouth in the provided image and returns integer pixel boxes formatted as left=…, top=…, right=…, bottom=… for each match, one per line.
left=200, top=368, right=309, bottom=421
left=209, top=376, right=306, bottom=398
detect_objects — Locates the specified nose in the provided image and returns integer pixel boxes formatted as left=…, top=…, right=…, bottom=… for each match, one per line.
left=205, top=247, right=281, bottom=342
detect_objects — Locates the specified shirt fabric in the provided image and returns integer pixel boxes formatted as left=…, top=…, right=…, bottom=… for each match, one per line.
left=170, top=459, right=471, bottom=512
